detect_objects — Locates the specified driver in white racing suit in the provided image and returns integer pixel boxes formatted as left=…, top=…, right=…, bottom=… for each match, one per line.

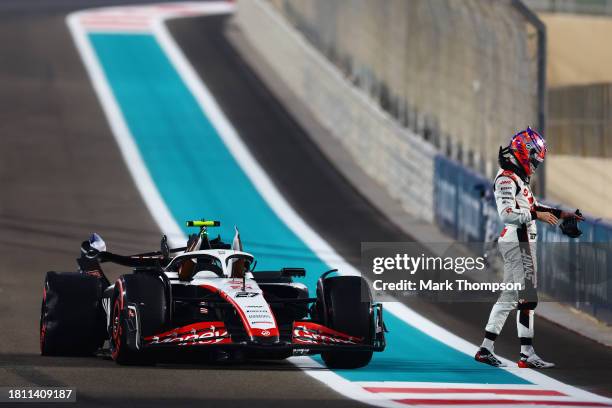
left=474, top=127, right=583, bottom=369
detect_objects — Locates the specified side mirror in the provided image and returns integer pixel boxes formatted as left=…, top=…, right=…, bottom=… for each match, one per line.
left=81, top=233, right=106, bottom=259
left=89, top=233, right=106, bottom=252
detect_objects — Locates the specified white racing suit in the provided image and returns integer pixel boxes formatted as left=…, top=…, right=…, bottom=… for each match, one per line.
left=484, top=169, right=560, bottom=346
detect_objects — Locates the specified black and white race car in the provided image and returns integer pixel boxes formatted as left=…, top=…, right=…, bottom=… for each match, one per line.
left=40, top=220, right=386, bottom=368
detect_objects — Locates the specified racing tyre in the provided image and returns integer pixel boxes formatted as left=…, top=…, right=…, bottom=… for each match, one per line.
left=319, top=276, right=373, bottom=369
left=40, top=271, right=107, bottom=356
left=110, top=274, right=167, bottom=365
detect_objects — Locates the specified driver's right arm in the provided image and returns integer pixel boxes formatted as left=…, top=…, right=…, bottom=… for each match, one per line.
left=494, top=176, right=534, bottom=225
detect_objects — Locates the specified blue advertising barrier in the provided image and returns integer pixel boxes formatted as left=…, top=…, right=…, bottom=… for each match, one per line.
left=434, top=156, right=501, bottom=243
left=434, top=155, right=612, bottom=324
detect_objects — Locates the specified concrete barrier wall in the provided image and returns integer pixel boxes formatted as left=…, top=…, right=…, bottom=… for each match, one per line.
left=258, top=0, right=543, bottom=180
left=235, top=0, right=437, bottom=222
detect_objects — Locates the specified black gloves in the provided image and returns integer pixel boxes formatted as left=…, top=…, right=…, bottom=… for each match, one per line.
left=559, top=209, right=583, bottom=238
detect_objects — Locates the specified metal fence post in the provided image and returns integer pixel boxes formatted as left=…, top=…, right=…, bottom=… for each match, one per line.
left=513, top=0, right=547, bottom=197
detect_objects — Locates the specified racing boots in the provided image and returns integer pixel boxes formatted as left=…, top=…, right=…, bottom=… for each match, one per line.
left=474, top=347, right=506, bottom=367
left=518, top=352, right=555, bottom=369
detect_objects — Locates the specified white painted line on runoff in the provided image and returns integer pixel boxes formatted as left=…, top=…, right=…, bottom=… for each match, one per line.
left=383, top=302, right=611, bottom=403
left=66, top=3, right=612, bottom=406
left=66, top=11, right=184, bottom=247
left=151, top=16, right=350, bottom=268
left=288, top=357, right=404, bottom=407
left=357, top=382, right=568, bottom=390
left=75, top=2, right=234, bottom=32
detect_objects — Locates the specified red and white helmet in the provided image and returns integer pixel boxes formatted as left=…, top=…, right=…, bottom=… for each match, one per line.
left=509, top=127, right=547, bottom=176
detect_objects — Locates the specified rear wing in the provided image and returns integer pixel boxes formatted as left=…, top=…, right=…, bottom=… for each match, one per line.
left=77, top=236, right=185, bottom=271
left=77, top=219, right=226, bottom=272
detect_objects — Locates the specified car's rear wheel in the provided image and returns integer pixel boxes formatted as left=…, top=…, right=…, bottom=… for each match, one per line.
left=318, top=276, right=374, bottom=369
left=40, top=271, right=107, bottom=356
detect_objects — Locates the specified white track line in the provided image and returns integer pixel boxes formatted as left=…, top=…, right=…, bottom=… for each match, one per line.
left=66, top=3, right=612, bottom=407
left=67, top=11, right=184, bottom=247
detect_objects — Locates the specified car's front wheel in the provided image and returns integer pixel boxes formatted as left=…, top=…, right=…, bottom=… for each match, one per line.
left=109, top=274, right=167, bottom=365
left=317, top=275, right=374, bottom=369
left=109, top=287, right=145, bottom=365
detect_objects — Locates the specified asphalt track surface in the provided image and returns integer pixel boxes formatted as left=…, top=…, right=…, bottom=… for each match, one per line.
left=0, top=3, right=609, bottom=408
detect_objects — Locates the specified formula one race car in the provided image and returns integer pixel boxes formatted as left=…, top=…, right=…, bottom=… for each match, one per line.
left=40, top=220, right=386, bottom=368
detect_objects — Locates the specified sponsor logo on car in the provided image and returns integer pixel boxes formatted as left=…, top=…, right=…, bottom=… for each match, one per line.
left=292, top=324, right=363, bottom=345
left=235, top=292, right=258, bottom=298
left=247, top=313, right=271, bottom=318
left=146, top=323, right=231, bottom=346
left=229, top=283, right=253, bottom=290
left=85, top=270, right=103, bottom=278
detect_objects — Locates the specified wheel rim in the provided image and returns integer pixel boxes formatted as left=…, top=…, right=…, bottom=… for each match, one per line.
left=39, top=287, right=47, bottom=354
left=111, top=299, right=122, bottom=360
left=39, top=305, right=46, bottom=353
